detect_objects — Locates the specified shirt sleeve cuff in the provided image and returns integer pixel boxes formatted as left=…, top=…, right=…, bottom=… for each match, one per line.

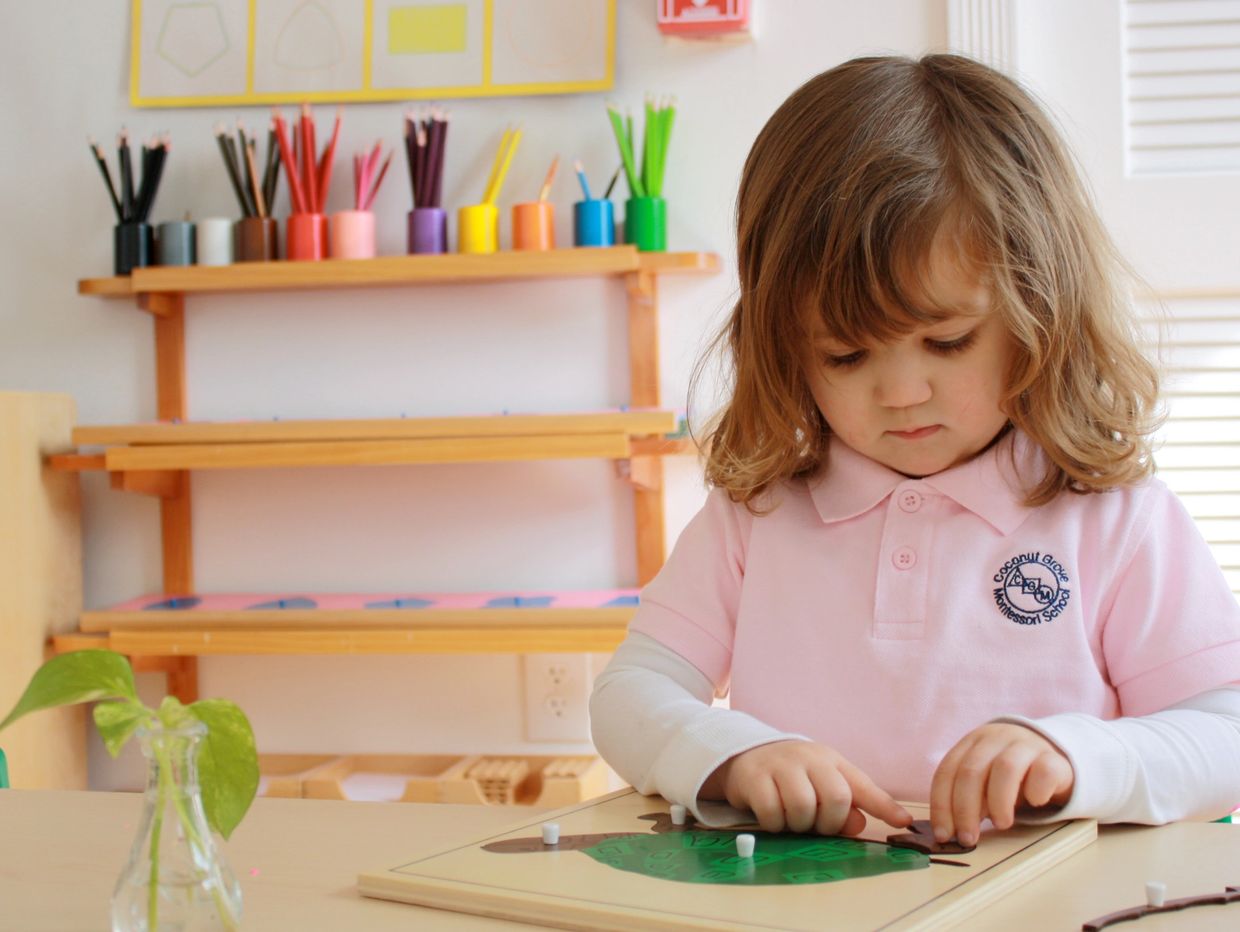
left=991, top=713, right=1135, bottom=823
left=648, top=708, right=809, bottom=828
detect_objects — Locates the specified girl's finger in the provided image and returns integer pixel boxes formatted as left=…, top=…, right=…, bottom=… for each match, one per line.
left=1022, top=751, right=1072, bottom=809
left=806, top=761, right=856, bottom=835
left=838, top=758, right=912, bottom=828
left=951, top=741, right=1006, bottom=846
left=773, top=766, right=820, bottom=834
left=930, top=733, right=978, bottom=842
left=745, top=773, right=787, bottom=834
left=985, top=743, right=1039, bottom=830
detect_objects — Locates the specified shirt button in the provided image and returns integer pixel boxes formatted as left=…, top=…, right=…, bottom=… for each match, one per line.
left=898, top=490, right=923, bottom=513
left=892, top=547, right=917, bottom=570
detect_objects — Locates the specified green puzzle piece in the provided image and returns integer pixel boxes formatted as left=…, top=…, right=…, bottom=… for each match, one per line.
left=583, top=830, right=928, bottom=886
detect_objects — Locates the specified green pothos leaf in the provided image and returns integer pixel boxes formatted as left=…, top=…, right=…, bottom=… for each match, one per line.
left=187, top=699, right=260, bottom=840
left=0, top=650, right=137, bottom=732
left=93, top=700, right=152, bottom=758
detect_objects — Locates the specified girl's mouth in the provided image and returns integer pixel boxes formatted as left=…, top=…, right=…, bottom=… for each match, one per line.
left=888, top=425, right=941, bottom=440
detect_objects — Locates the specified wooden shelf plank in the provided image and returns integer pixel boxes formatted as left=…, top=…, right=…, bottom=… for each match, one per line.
left=72, top=410, right=677, bottom=447
left=78, top=277, right=135, bottom=297
left=77, top=249, right=721, bottom=299
left=81, top=606, right=634, bottom=632
left=69, top=589, right=638, bottom=655
left=130, top=247, right=640, bottom=294
left=97, top=626, right=626, bottom=655
left=101, top=433, right=631, bottom=471
left=637, top=252, right=721, bottom=275
left=82, top=590, right=638, bottom=629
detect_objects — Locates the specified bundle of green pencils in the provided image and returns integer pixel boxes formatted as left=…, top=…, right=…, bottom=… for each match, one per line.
left=606, top=96, right=676, bottom=199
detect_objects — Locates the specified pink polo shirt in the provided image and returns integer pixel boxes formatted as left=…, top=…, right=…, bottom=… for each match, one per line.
left=629, top=431, right=1240, bottom=802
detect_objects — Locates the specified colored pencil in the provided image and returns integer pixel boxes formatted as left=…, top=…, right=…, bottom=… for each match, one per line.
left=483, top=127, right=521, bottom=204
left=300, top=104, right=319, bottom=213
left=605, top=105, right=643, bottom=198
left=573, top=159, right=593, bottom=200
left=261, top=126, right=280, bottom=213
left=603, top=164, right=622, bottom=199
left=89, top=138, right=123, bottom=220
left=119, top=129, right=135, bottom=221
left=538, top=156, right=559, bottom=202
left=271, top=110, right=307, bottom=214
left=244, top=138, right=267, bottom=218
left=317, top=107, right=342, bottom=215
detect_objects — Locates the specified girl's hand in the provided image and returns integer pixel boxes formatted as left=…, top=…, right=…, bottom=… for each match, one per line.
left=700, top=740, right=913, bottom=835
left=930, top=723, right=1075, bottom=847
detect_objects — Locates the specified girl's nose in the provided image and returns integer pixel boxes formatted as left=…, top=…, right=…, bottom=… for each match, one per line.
left=874, top=360, right=932, bottom=409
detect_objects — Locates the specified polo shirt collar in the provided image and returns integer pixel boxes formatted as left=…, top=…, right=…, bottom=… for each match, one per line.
left=808, top=428, right=1039, bottom=535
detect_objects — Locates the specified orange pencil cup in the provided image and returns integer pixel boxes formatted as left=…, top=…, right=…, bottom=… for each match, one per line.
left=286, top=212, right=328, bottom=261
left=511, top=202, right=555, bottom=251
left=329, top=210, right=376, bottom=259
left=457, top=203, right=499, bottom=254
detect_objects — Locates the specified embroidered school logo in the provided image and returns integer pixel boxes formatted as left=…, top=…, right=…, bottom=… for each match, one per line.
left=992, top=552, right=1071, bottom=626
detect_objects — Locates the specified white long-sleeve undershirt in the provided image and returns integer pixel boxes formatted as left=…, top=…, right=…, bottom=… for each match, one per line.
left=589, top=631, right=1240, bottom=828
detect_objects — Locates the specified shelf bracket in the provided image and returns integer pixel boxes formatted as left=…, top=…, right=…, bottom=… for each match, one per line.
left=110, top=469, right=184, bottom=498
left=614, top=455, right=663, bottom=492
left=138, top=292, right=181, bottom=318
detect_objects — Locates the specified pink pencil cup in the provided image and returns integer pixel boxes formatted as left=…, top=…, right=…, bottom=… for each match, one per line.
left=286, top=212, right=327, bottom=261
left=329, top=210, right=376, bottom=259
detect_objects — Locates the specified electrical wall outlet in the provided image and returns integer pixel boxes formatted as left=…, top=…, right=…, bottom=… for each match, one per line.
left=522, top=653, right=592, bottom=742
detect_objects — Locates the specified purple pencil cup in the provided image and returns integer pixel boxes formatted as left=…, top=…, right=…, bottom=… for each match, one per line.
left=407, top=207, right=447, bottom=255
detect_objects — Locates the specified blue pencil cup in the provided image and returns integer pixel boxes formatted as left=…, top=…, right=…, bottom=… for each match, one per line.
left=573, top=199, right=616, bottom=247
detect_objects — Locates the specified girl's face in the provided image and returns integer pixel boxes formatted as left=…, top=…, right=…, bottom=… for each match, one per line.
left=803, top=245, right=1015, bottom=478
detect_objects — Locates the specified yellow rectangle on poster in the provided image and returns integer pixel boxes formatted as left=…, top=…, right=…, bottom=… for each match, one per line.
left=389, top=4, right=467, bottom=54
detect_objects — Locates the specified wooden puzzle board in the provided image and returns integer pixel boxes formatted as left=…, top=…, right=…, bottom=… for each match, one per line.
left=357, top=788, right=1097, bottom=931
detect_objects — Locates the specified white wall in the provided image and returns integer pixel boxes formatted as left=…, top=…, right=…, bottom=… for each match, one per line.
left=0, top=1, right=945, bottom=788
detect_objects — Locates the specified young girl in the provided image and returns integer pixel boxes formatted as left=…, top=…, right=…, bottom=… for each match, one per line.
left=590, top=54, right=1240, bottom=847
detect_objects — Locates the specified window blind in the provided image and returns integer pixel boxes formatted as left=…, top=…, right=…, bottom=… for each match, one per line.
left=1145, top=292, right=1240, bottom=594
left=1124, top=0, right=1240, bottom=174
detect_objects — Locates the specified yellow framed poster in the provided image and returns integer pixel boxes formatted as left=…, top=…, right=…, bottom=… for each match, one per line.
left=131, top=0, right=615, bottom=107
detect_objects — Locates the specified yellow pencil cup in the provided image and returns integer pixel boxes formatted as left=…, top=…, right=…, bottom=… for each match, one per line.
left=457, top=203, right=499, bottom=254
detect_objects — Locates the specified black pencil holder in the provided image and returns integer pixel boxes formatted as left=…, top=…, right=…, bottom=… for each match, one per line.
left=114, top=222, right=153, bottom=275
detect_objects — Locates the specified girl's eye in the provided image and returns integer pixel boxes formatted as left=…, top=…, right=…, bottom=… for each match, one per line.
left=823, top=350, right=866, bottom=369
left=927, top=331, right=978, bottom=355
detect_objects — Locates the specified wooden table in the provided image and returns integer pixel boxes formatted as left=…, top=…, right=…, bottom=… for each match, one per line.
left=4, top=789, right=1240, bottom=930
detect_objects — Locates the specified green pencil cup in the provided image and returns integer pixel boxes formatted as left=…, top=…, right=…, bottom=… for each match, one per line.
left=624, top=196, right=667, bottom=252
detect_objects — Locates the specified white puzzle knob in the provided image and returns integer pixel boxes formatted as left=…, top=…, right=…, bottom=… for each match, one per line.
left=670, top=804, right=687, bottom=825
left=736, top=833, right=755, bottom=858
left=541, top=822, right=560, bottom=845
left=1145, top=881, right=1166, bottom=908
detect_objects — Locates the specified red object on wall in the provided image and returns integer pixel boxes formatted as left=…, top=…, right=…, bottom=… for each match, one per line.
left=657, top=0, right=751, bottom=37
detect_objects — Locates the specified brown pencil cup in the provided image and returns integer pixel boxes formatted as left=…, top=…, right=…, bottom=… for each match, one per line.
left=233, top=217, right=278, bottom=262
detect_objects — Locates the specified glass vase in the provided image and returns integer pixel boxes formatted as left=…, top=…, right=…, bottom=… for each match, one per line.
left=111, top=720, right=242, bottom=931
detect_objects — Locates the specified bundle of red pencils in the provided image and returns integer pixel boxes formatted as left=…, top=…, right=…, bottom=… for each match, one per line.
left=271, top=104, right=341, bottom=216
left=89, top=130, right=169, bottom=223
left=404, top=107, right=448, bottom=209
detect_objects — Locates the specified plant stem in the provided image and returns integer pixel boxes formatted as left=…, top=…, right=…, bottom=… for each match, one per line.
left=148, top=746, right=168, bottom=928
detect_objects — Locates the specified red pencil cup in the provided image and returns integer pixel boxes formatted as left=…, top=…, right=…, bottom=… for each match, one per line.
left=286, top=212, right=327, bottom=261
left=329, top=210, right=376, bottom=259
left=512, top=202, right=556, bottom=251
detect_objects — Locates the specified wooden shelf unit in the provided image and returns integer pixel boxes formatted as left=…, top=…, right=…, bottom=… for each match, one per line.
left=69, top=248, right=720, bottom=699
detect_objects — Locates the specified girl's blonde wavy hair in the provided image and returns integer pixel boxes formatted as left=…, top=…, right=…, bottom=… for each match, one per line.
left=695, top=54, right=1160, bottom=512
